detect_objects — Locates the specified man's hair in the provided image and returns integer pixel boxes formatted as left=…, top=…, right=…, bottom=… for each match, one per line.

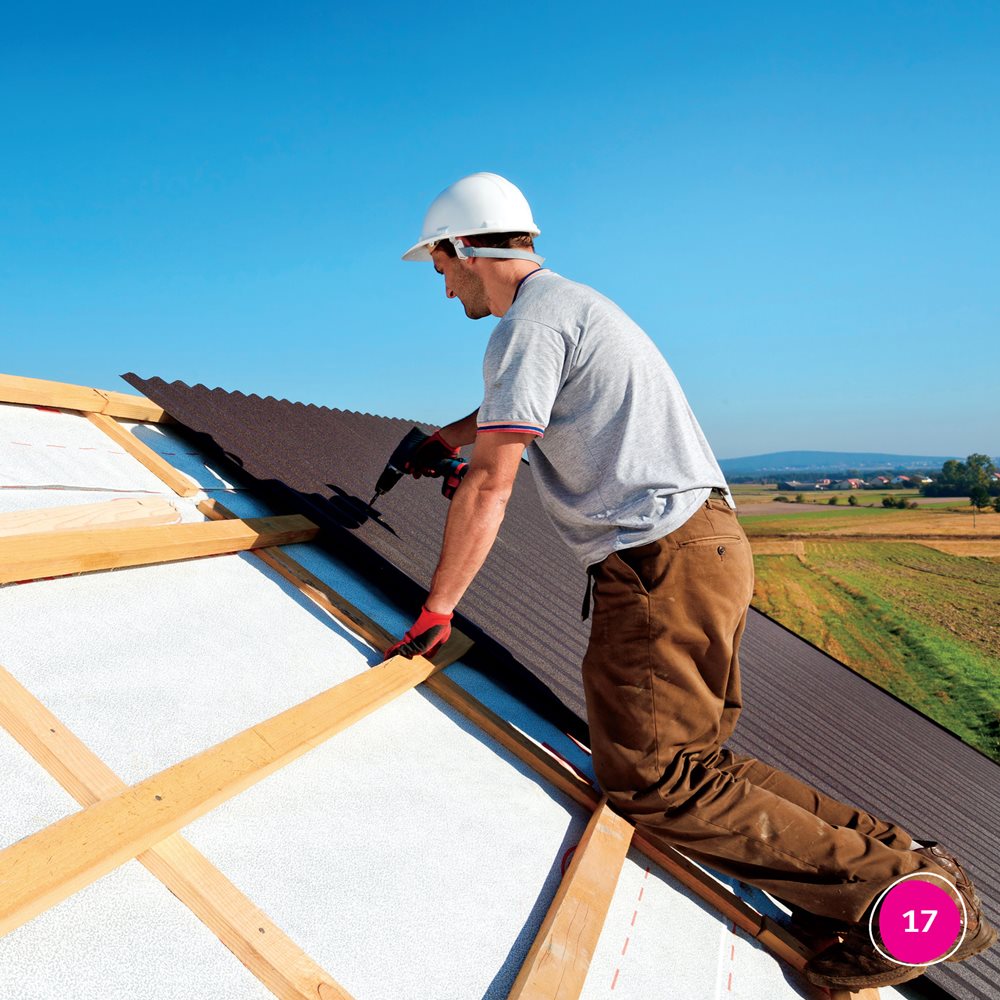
left=431, top=232, right=535, bottom=257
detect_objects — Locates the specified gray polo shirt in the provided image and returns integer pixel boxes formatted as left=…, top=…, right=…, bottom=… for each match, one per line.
left=478, top=270, right=732, bottom=568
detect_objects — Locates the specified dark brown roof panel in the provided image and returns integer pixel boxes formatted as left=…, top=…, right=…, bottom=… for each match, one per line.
left=123, top=374, right=999, bottom=999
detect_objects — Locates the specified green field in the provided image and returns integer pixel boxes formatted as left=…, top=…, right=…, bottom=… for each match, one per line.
left=751, top=541, right=1000, bottom=762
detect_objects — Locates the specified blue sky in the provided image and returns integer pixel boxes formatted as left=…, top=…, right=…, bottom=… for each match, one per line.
left=2, top=2, right=997, bottom=460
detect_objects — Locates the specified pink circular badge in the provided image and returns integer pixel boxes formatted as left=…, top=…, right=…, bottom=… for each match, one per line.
left=875, top=876, right=963, bottom=965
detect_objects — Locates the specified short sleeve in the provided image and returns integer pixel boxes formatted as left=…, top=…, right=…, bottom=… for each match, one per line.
left=479, top=319, right=567, bottom=438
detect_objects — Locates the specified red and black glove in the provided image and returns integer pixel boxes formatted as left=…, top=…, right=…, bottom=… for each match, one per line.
left=384, top=606, right=453, bottom=661
left=405, top=430, right=460, bottom=479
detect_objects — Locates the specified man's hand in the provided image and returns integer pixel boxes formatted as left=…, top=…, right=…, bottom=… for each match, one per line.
left=383, top=606, right=453, bottom=660
left=406, top=430, right=460, bottom=479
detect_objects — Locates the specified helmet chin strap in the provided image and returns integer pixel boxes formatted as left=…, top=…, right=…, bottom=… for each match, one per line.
left=451, top=237, right=545, bottom=265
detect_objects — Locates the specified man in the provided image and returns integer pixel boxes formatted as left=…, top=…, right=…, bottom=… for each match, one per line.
left=385, top=172, right=994, bottom=989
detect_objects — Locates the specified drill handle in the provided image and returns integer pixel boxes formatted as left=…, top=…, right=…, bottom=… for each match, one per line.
left=440, top=458, right=468, bottom=500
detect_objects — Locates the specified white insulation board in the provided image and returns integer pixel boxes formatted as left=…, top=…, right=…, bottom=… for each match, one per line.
left=0, top=861, right=273, bottom=1000
left=0, top=402, right=170, bottom=492
left=121, top=420, right=246, bottom=491
left=0, top=553, right=379, bottom=784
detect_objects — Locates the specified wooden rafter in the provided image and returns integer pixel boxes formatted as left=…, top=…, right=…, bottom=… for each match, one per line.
left=86, top=412, right=200, bottom=497
left=0, top=372, right=171, bottom=423
left=0, top=497, right=180, bottom=538
left=508, top=798, right=633, bottom=999
left=0, top=515, right=317, bottom=585
left=0, top=652, right=441, bottom=938
left=0, top=667, right=354, bottom=1000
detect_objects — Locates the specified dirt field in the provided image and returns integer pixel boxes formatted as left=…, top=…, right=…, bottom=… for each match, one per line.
left=739, top=507, right=1000, bottom=551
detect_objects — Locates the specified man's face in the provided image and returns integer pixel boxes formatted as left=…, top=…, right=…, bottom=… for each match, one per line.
left=430, top=247, right=491, bottom=320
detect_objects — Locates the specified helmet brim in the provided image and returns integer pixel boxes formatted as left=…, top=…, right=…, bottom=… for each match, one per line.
left=401, top=240, right=434, bottom=262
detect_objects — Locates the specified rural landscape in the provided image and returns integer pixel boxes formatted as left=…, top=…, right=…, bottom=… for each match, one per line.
left=733, top=453, right=1000, bottom=764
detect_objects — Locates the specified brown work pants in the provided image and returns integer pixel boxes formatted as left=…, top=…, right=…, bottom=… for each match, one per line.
left=582, top=495, right=940, bottom=923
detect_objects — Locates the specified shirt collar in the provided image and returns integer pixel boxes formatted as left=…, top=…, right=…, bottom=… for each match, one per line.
left=511, top=267, right=549, bottom=303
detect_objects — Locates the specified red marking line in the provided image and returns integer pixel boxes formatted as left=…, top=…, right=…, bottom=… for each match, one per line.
left=621, top=937, right=629, bottom=956
left=45, top=444, right=66, bottom=449
left=610, top=968, right=620, bottom=990
left=724, top=919, right=737, bottom=994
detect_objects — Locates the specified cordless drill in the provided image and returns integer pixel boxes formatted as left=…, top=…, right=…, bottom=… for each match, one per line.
left=369, top=427, right=468, bottom=507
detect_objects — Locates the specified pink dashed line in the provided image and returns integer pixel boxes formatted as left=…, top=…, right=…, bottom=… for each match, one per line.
left=612, top=866, right=651, bottom=991
left=725, top=920, right=738, bottom=994
left=46, top=444, right=66, bottom=449
left=11, top=441, right=31, bottom=446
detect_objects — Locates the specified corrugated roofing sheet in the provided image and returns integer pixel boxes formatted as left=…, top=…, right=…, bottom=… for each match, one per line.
left=123, top=374, right=1000, bottom=999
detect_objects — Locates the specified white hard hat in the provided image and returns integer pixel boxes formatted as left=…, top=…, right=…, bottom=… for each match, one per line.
left=402, top=172, right=543, bottom=263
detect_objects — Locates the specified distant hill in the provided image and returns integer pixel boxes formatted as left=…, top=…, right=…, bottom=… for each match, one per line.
left=719, top=451, right=962, bottom=477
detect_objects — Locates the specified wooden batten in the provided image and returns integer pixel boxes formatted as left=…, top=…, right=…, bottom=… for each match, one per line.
left=509, top=799, right=634, bottom=1000
left=0, top=653, right=441, bottom=938
left=0, top=497, right=180, bottom=538
left=0, top=372, right=171, bottom=422
left=0, top=515, right=318, bottom=585
left=0, top=667, right=355, bottom=1000
left=86, top=413, right=200, bottom=497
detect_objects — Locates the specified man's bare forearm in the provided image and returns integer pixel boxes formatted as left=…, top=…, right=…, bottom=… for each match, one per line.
left=423, top=431, right=530, bottom=616
left=425, top=465, right=509, bottom=614
left=438, top=409, right=479, bottom=448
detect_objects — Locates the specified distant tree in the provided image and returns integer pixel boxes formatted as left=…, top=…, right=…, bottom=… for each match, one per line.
left=923, top=454, right=997, bottom=497
left=882, top=496, right=896, bottom=508
left=774, top=495, right=790, bottom=503
left=970, top=485, right=991, bottom=511
left=908, top=501, right=919, bottom=509
left=795, top=493, right=805, bottom=504
left=828, top=496, right=839, bottom=505
left=848, top=494, right=858, bottom=506
left=966, top=454, right=996, bottom=490
left=993, top=496, right=1000, bottom=514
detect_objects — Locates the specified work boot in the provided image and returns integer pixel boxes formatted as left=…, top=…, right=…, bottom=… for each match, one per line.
left=914, top=842, right=998, bottom=962
left=804, top=918, right=928, bottom=990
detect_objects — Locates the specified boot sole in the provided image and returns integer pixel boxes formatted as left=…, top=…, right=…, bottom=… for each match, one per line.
left=949, top=919, right=998, bottom=962
left=804, top=962, right=927, bottom=990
